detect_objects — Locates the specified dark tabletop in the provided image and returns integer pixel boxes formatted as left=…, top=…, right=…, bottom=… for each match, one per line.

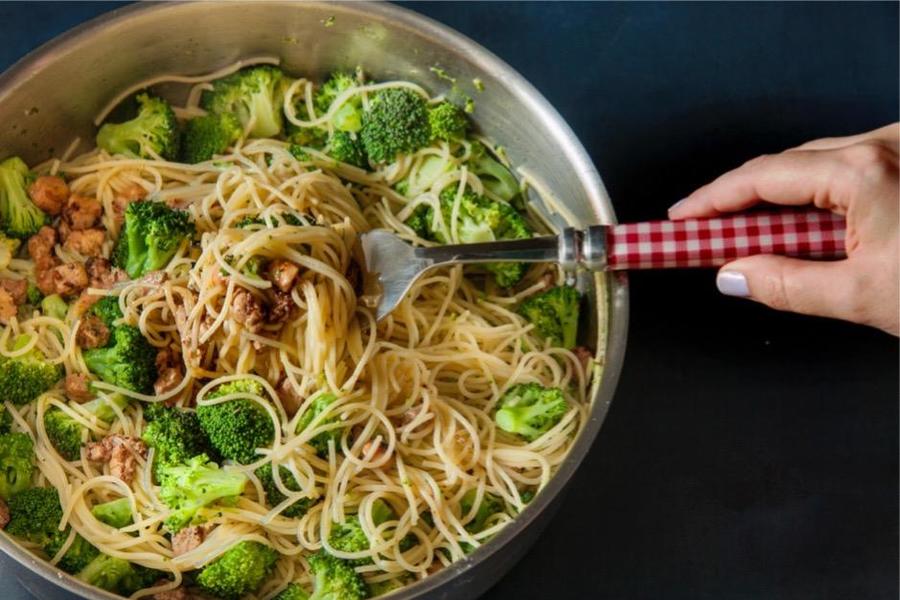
left=0, top=2, right=897, bottom=599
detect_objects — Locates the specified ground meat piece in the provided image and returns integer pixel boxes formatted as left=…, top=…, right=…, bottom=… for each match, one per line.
left=35, top=269, right=57, bottom=296
left=85, top=257, right=128, bottom=289
left=63, top=228, right=106, bottom=257
left=71, top=291, right=101, bottom=316
left=155, top=348, right=176, bottom=371
left=276, top=376, right=304, bottom=417
left=64, top=373, right=94, bottom=402
left=27, top=226, right=59, bottom=271
left=0, top=289, right=16, bottom=324
left=63, top=194, right=103, bottom=230
left=57, top=219, right=71, bottom=243
left=0, top=278, right=27, bottom=305
left=267, top=290, right=294, bottom=324
left=154, top=367, right=182, bottom=396
left=86, top=435, right=147, bottom=483
left=231, top=289, right=266, bottom=333
left=572, top=346, right=594, bottom=372
left=153, top=586, right=189, bottom=600
left=266, top=259, right=300, bottom=293
left=0, top=498, right=9, bottom=529
left=76, top=314, right=110, bottom=349
left=171, top=525, right=206, bottom=556
left=28, top=176, right=69, bottom=216
left=51, top=263, right=89, bottom=298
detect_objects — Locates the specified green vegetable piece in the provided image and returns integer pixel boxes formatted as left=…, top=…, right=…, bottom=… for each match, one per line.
left=360, top=88, right=430, bottom=163
left=274, top=583, right=311, bottom=600
left=255, top=463, right=315, bottom=518
left=0, top=432, right=34, bottom=499
left=91, top=497, right=133, bottom=528
left=201, top=65, right=286, bottom=138
left=76, top=553, right=161, bottom=595
left=82, top=325, right=157, bottom=394
left=157, top=454, right=248, bottom=533
left=307, top=550, right=368, bottom=600
left=142, top=403, right=214, bottom=475
left=96, top=93, right=180, bottom=161
left=327, top=131, right=369, bottom=169
left=469, top=142, right=520, bottom=203
left=197, top=379, right=275, bottom=464
left=295, top=392, right=342, bottom=457
left=516, top=285, right=581, bottom=349
left=0, top=157, right=48, bottom=239
left=182, top=112, right=243, bottom=164
left=112, top=199, right=195, bottom=279
left=196, top=540, right=279, bottom=600
left=494, top=383, right=568, bottom=442
left=0, top=334, right=63, bottom=405
left=428, top=101, right=468, bottom=142
left=40, top=294, right=69, bottom=320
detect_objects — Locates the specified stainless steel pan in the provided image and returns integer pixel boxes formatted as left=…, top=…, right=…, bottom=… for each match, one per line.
left=0, top=2, right=628, bottom=598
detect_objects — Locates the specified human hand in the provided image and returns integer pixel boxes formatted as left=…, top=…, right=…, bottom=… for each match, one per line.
left=669, top=124, right=899, bottom=336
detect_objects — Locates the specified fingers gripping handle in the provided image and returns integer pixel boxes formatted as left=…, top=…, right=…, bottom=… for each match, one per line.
left=602, top=210, right=847, bottom=270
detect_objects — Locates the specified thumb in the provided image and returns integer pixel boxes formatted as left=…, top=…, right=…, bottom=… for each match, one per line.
left=715, top=255, right=856, bottom=321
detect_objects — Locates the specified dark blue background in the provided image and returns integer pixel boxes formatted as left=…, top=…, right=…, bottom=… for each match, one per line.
left=1, top=2, right=897, bottom=599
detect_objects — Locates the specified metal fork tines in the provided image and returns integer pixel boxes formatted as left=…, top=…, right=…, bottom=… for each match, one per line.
left=359, top=228, right=594, bottom=321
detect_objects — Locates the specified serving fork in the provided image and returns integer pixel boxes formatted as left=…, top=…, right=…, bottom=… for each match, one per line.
left=360, top=209, right=847, bottom=321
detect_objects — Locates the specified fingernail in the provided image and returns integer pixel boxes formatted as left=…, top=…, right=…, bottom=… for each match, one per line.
left=716, top=270, right=750, bottom=297
left=667, top=198, right=688, bottom=216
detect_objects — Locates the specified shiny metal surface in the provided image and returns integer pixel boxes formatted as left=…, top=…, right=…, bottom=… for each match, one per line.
left=0, top=2, right=629, bottom=599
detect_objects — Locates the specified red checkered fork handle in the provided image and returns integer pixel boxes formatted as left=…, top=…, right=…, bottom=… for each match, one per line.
left=605, top=210, right=847, bottom=270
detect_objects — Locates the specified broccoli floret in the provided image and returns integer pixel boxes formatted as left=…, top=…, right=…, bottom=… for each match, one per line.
left=40, top=294, right=69, bottom=320
left=88, top=295, right=123, bottom=329
left=275, top=583, right=311, bottom=600
left=468, top=142, right=519, bottom=203
left=494, top=383, right=568, bottom=442
left=360, top=88, right=430, bottom=163
left=112, top=199, right=195, bottom=279
left=0, top=233, right=21, bottom=269
left=459, top=489, right=504, bottom=554
left=96, top=93, right=180, bottom=161
left=516, top=285, right=580, bottom=349
left=142, top=404, right=213, bottom=475
left=25, top=283, right=42, bottom=306
left=409, top=187, right=533, bottom=287
left=0, top=157, right=48, bottom=239
left=307, top=551, right=368, bottom=600
left=286, top=120, right=328, bottom=150
left=157, top=454, right=248, bottom=532
left=0, top=405, right=12, bottom=434
left=197, top=379, right=275, bottom=464
left=182, top=112, right=243, bottom=164
left=316, top=72, right=363, bottom=133
left=201, top=66, right=286, bottom=139
left=328, top=131, right=369, bottom=169
left=255, top=463, right=315, bottom=518
left=91, top=497, right=133, bottom=528
left=289, top=144, right=313, bottom=161
left=329, top=499, right=399, bottom=566
left=6, top=487, right=100, bottom=573
left=368, top=576, right=411, bottom=597
left=459, top=489, right=503, bottom=534
left=428, top=101, right=468, bottom=142
left=0, top=334, right=63, bottom=405
left=76, top=553, right=160, bottom=595
left=44, top=393, right=131, bottom=461
left=196, top=540, right=279, bottom=600
left=295, top=392, right=343, bottom=457
left=83, top=325, right=157, bottom=394
left=0, top=433, right=34, bottom=499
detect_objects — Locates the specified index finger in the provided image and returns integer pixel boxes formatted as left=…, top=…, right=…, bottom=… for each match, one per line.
left=669, top=148, right=850, bottom=219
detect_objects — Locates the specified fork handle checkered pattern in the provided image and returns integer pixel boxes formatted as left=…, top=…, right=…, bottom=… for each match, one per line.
left=603, top=210, right=847, bottom=270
